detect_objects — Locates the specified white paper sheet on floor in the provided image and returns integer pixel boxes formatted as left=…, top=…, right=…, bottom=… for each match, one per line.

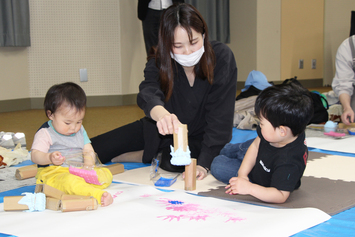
left=0, top=183, right=330, bottom=237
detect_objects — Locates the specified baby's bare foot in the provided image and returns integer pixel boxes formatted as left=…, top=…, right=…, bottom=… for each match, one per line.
left=101, top=192, right=113, bottom=207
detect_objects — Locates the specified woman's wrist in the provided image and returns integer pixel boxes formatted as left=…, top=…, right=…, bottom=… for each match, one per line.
left=150, top=105, right=170, bottom=122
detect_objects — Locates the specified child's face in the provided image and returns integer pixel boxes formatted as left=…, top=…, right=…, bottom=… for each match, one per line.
left=259, top=116, right=281, bottom=144
left=48, top=104, right=85, bottom=136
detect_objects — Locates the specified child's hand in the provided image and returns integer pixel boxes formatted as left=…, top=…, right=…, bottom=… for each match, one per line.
left=50, top=151, right=65, bottom=166
left=225, top=177, right=251, bottom=195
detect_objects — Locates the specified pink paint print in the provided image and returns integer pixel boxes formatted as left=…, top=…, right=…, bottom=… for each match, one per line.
left=112, top=191, right=123, bottom=199
left=157, top=198, right=246, bottom=223
left=140, top=194, right=152, bottom=198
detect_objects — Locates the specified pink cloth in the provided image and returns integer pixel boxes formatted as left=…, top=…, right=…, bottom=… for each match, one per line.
left=69, top=166, right=102, bottom=185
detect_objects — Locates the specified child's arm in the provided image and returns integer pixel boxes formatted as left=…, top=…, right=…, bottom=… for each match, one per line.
left=31, top=149, right=65, bottom=166
left=225, top=137, right=290, bottom=203
left=236, top=137, right=260, bottom=180
left=225, top=137, right=258, bottom=194
left=227, top=177, right=290, bottom=203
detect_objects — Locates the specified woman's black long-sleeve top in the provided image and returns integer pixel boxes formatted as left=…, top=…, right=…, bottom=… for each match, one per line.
left=137, top=41, right=238, bottom=169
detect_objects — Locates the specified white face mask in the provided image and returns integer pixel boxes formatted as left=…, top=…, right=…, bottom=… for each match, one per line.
left=170, top=45, right=205, bottom=67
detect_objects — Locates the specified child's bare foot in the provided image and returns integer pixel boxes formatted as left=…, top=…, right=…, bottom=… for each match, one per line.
left=101, top=192, right=113, bottom=207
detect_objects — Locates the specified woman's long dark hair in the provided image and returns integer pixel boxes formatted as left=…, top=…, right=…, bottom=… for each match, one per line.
left=153, top=3, right=215, bottom=101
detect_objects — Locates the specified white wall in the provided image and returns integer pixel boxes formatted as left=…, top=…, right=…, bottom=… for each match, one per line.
left=0, top=47, right=29, bottom=100
left=256, top=0, right=281, bottom=82
left=229, top=0, right=281, bottom=83
left=1, top=1, right=355, bottom=103
left=229, top=0, right=257, bottom=82
left=119, top=0, right=146, bottom=94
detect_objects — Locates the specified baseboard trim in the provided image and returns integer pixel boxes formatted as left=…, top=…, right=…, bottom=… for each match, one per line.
left=0, top=94, right=138, bottom=113
left=0, top=98, right=32, bottom=113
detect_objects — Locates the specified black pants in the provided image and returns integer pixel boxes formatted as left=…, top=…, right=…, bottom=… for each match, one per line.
left=91, top=120, right=145, bottom=164
left=91, top=119, right=203, bottom=173
left=142, top=8, right=163, bottom=56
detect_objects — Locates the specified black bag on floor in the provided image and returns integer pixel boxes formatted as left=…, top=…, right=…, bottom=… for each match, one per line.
left=282, top=77, right=329, bottom=124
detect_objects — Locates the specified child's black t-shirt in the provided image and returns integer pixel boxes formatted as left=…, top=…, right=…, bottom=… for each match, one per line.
left=248, top=126, right=308, bottom=192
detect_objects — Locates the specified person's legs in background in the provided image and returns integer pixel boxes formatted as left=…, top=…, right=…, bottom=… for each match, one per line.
left=90, top=120, right=145, bottom=164
left=142, top=8, right=163, bottom=56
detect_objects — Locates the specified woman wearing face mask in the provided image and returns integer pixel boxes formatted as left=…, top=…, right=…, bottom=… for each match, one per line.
left=91, top=3, right=237, bottom=180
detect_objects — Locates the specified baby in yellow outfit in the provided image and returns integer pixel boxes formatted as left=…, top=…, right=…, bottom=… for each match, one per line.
left=31, top=82, right=113, bottom=206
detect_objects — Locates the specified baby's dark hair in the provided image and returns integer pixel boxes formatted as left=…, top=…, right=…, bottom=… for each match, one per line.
left=44, top=82, right=87, bottom=118
left=255, top=83, right=314, bottom=136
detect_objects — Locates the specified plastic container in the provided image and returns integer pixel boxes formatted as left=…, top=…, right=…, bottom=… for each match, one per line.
left=324, top=121, right=337, bottom=133
left=348, top=128, right=355, bottom=135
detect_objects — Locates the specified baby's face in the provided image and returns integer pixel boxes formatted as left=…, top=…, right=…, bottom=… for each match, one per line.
left=48, top=104, right=85, bottom=136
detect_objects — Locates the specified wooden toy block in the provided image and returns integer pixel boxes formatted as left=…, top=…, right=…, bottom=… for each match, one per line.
left=61, top=197, right=98, bottom=212
left=184, top=158, right=196, bottom=191
left=3, top=196, right=29, bottom=211
left=106, top=163, right=124, bottom=175
left=46, top=197, right=61, bottom=211
left=15, top=164, right=38, bottom=180
left=35, top=184, right=64, bottom=200
left=173, top=124, right=188, bottom=152
left=61, top=194, right=93, bottom=200
left=338, top=123, right=355, bottom=129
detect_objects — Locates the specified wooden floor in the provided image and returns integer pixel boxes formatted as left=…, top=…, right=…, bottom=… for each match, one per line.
left=0, top=86, right=332, bottom=150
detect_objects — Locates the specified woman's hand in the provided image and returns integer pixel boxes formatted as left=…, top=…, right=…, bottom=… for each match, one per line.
left=341, top=107, right=355, bottom=125
left=156, top=113, right=181, bottom=135
left=150, top=105, right=181, bottom=135
left=182, top=165, right=208, bottom=180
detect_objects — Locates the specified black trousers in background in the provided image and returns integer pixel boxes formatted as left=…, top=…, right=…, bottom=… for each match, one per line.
left=91, top=120, right=145, bottom=164
left=91, top=118, right=203, bottom=173
left=142, top=8, right=163, bottom=56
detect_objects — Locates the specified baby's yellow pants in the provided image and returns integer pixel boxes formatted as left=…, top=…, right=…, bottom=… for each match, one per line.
left=36, top=166, right=113, bottom=205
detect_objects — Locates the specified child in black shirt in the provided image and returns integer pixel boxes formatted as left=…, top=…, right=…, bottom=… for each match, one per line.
left=211, top=83, right=314, bottom=203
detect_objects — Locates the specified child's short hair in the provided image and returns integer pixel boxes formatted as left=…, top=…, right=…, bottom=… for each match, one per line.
left=255, top=83, right=314, bottom=136
left=44, top=82, right=86, bottom=117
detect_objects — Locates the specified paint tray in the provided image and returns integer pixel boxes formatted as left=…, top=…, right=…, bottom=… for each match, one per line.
left=150, top=154, right=179, bottom=187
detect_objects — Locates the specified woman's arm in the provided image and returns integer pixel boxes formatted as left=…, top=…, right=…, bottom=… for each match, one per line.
left=339, top=93, right=354, bottom=124
left=150, top=105, right=181, bottom=135
left=332, top=38, right=355, bottom=124
left=198, top=42, right=238, bottom=170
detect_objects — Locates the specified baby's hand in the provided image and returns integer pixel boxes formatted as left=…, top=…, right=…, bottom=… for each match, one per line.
left=50, top=151, right=65, bottom=166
